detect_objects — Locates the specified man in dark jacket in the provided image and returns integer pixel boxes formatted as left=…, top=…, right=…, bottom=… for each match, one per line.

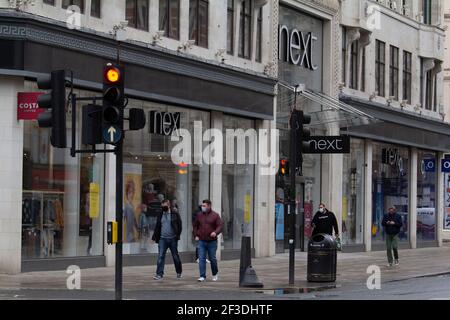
left=151, top=199, right=183, bottom=280
left=311, top=203, right=339, bottom=238
left=193, top=199, right=223, bottom=282
left=382, top=207, right=403, bottom=267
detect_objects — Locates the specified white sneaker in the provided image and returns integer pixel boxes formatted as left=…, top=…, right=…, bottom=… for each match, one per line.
left=394, top=260, right=399, bottom=266
left=206, top=259, right=211, bottom=264
left=212, top=274, right=218, bottom=282
left=197, top=277, right=205, bottom=282
left=196, top=258, right=199, bottom=264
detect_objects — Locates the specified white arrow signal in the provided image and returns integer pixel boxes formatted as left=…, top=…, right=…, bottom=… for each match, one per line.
left=108, top=126, right=117, bottom=142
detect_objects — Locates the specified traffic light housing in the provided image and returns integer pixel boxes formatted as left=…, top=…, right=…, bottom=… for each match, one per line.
left=82, top=104, right=103, bottom=145
left=37, top=70, right=67, bottom=148
left=279, top=159, right=289, bottom=176
left=294, top=110, right=311, bottom=175
left=103, top=63, right=124, bottom=128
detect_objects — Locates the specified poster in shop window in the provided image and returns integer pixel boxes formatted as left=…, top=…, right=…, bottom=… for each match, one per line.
left=123, top=163, right=142, bottom=252
left=445, top=173, right=450, bottom=230
left=275, top=202, right=284, bottom=240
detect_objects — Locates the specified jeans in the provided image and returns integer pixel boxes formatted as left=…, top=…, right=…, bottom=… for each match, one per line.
left=386, top=234, right=399, bottom=264
left=198, top=240, right=218, bottom=278
left=156, top=238, right=182, bottom=276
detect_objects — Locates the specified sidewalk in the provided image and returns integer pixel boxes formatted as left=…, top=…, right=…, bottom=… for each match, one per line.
left=1, top=244, right=450, bottom=294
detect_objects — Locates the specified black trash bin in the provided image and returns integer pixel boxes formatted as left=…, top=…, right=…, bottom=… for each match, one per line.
left=307, top=234, right=337, bottom=282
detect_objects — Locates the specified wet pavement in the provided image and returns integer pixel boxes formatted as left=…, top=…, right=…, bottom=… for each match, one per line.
left=1, top=244, right=450, bottom=299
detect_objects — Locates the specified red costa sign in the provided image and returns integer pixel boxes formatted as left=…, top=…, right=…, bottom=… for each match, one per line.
left=17, top=92, right=44, bottom=120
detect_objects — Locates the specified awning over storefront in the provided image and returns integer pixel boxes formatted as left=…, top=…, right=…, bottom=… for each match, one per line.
left=277, top=82, right=378, bottom=129
left=340, top=94, right=450, bottom=153
left=277, top=82, right=450, bottom=152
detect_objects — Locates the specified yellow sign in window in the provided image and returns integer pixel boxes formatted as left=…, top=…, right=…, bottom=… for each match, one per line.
left=89, top=182, right=100, bottom=219
left=244, top=194, right=251, bottom=224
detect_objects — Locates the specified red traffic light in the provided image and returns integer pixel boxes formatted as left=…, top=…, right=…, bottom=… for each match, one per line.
left=104, top=65, right=121, bottom=84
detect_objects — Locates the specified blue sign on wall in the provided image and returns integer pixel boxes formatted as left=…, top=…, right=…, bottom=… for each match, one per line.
left=442, top=159, right=450, bottom=173
left=423, top=159, right=436, bottom=172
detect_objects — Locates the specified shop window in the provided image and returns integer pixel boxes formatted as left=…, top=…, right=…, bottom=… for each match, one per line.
left=417, top=150, right=437, bottom=241
left=342, top=139, right=365, bottom=245
left=22, top=84, right=104, bottom=260
left=122, top=101, right=210, bottom=255
left=159, top=0, right=180, bottom=40
left=222, top=116, right=255, bottom=250
left=372, top=142, right=409, bottom=243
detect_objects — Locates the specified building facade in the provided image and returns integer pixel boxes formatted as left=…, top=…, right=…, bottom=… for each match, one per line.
left=0, top=0, right=278, bottom=274
left=338, top=0, right=450, bottom=251
left=1, top=0, right=450, bottom=274
left=442, top=0, right=450, bottom=240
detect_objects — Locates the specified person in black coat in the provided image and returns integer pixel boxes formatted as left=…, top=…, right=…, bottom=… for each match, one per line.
left=151, top=199, right=183, bottom=280
left=382, top=207, right=403, bottom=267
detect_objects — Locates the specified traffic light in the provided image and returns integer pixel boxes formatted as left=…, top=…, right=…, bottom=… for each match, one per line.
left=294, top=110, right=311, bottom=175
left=37, top=70, right=67, bottom=148
left=82, top=104, right=103, bottom=145
left=103, top=63, right=124, bottom=125
left=279, top=159, right=289, bottom=176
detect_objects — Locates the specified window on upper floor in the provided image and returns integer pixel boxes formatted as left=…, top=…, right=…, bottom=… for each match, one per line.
left=341, top=27, right=346, bottom=84
left=255, top=8, right=263, bottom=63
left=126, top=0, right=149, bottom=31
left=239, top=0, right=252, bottom=59
left=227, top=0, right=235, bottom=54
left=361, top=47, right=366, bottom=92
left=62, top=0, right=84, bottom=13
left=403, top=51, right=412, bottom=104
left=91, top=0, right=101, bottom=18
left=159, top=0, right=180, bottom=40
left=349, top=40, right=359, bottom=90
left=375, top=40, right=386, bottom=97
left=43, top=0, right=55, bottom=5
left=389, top=45, right=399, bottom=101
left=420, top=58, right=437, bottom=111
left=423, top=0, right=432, bottom=25
left=189, top=0, right=209, bottom=48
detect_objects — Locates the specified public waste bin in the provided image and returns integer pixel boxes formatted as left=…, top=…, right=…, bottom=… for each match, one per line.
left=307, top=233, right=337, bottom=282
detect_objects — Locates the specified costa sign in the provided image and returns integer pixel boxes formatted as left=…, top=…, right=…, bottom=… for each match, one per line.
left=278, top=25, right=318, bottom=70
left=17, top=92, right=44, bottom=120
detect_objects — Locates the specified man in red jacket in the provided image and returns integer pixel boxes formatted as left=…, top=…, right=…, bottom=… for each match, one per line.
left=193, top=199, right=223, bottom=282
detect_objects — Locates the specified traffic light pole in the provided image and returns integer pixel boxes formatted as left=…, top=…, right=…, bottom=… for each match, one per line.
left=115, top=117, right=123, bottom=301
left=289, top=86, right=299, bottom=286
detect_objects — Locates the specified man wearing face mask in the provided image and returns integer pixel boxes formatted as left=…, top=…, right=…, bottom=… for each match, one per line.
left=152, top=199, right=183, bottom=280
left=193, top=199, right=223, bottom=282
left=311, top=203, right=339, bottom=238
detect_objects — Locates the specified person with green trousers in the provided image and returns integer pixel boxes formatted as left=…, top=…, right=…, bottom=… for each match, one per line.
left=382, top=207, right=403, bottom=267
